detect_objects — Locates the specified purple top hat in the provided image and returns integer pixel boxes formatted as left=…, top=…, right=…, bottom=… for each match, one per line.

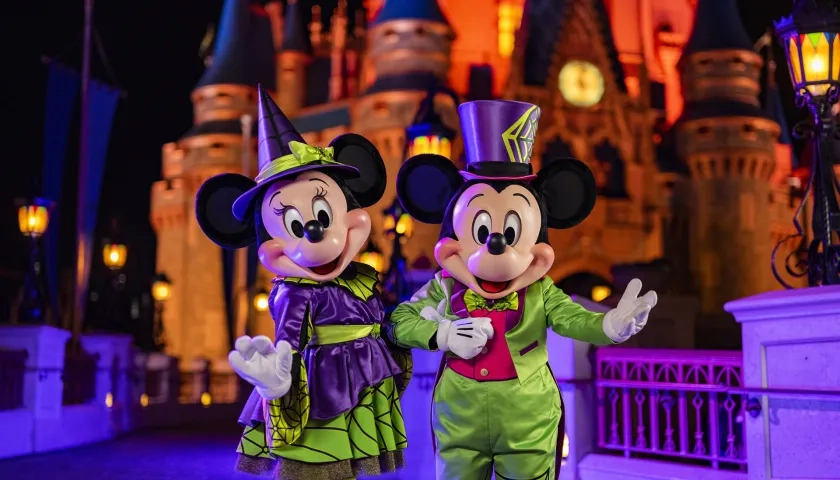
left=459, top=100, right=541, bottom=181
left=231, top=85, right=358, bottom=220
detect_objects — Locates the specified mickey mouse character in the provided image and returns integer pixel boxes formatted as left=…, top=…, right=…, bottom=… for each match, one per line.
left=195, top=86, right=410, bottom=480
left=387, top=100, right=657, bottom=480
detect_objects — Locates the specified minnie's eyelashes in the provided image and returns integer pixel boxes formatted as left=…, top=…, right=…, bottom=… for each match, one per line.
left=315, top=186, right=328, bottom=198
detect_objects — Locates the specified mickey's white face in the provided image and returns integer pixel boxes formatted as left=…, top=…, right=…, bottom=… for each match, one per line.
left=256, top=171, right=371, bottom=281
left=434, top=182, right=555, bottom=299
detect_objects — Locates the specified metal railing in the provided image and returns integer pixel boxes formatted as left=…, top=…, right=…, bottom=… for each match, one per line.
left=595, top=347, right=747, bottom=470
left=0, top=349, right=27, bottom=410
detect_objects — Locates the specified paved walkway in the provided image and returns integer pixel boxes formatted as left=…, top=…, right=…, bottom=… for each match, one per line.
left=0, top=428, right=408, bottom=480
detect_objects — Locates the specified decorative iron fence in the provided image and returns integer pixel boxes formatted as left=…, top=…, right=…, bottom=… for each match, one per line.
left=595, top=347, right=746, bottom=470
left=0, top=349, right=27, bottom=410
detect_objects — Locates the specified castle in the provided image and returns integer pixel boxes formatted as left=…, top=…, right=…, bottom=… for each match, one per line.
left=150, top=0, right=800, bottom=365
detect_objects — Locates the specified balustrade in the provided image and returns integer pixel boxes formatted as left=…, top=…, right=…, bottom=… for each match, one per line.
left=0, top=349, right=27, bottom=410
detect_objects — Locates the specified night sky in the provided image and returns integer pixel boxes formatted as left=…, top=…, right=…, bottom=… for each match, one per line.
left=0, top=0, right=802, bottom=329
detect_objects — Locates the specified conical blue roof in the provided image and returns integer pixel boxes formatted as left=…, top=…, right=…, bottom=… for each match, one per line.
left=283, top=0, right=311, bottom=53
left=683, top=0, right=753, bottom=55
left=196, top=0, right=276, bottom=88
left=371, top=0, right=450, bottom=26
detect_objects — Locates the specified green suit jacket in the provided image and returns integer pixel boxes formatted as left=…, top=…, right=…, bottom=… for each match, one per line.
left=388, top=272, right=613, bottom=383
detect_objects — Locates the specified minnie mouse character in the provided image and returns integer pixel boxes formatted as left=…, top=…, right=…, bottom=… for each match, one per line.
left=195, top=86, right=410, bottom=480
left=387, top=100, right=658, bottom=480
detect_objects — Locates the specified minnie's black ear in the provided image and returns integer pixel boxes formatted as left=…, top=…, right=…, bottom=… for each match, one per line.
left=329, top=133, right=387, bottom=208
left=195, top=174, right=258, bottom=249
left=397, top=154, right=464, bottom=224
left=532, top=158, right=597, bottom=229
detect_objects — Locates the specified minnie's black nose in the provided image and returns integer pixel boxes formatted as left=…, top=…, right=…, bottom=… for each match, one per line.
left=303, top=221, right=325, bottom=243
left=486, top=233, right=507, bottom=255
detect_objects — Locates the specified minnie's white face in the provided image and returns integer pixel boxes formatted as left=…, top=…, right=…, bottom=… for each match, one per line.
left=257, top=171, right=370, bottom=281
left=434, top=182, right=555, bottom=299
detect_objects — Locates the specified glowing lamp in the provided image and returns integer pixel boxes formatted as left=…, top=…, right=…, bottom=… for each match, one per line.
left=103, top=242, right=127, bottom=270
left=562, top=433, right=570, bottom=459
left=105, top=392, right=114, bottom=408
left=151, top=273, right=172, bottom=302
left=359, top=241, right=385, bottom=273
left=591, top=285, right=612, bottom=302
left=200, top=392, right=212, bottom=406
left=140, top=393, right=149, bottom=407
left=16, top=197, right=54, bottom=238
left=383, top=198, right=414, bottom=239
left=774, top=1, right=840, bottom=97
left=254, top=289, right=270, bottom=312
left=406, top=123, right=455, bottom=159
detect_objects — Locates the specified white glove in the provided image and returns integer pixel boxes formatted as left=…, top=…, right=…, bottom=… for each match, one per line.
left=602, top=278, right=658, bottom=343
left=228, top=335, right=293, bottom=400
left=419, top=304, right=494, bottom=360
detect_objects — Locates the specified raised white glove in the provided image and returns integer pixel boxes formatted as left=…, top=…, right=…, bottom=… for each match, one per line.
left=602, top=278, right=658, bottom=343
left=436, top=317, right=494, bottom=360
left=228, top=335, right=293, bottom=400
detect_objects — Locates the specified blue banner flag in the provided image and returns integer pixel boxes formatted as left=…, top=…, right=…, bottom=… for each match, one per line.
left=41, top=63, right=80, bottom=319
left=74, top=79, right=120, bottom=328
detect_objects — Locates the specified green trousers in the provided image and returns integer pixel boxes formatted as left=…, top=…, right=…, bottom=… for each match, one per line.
left=432, top=365, right=561, bottom=480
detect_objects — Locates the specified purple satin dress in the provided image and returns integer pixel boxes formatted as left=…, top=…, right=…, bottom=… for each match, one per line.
left=239, top=268, right=403, bottom=424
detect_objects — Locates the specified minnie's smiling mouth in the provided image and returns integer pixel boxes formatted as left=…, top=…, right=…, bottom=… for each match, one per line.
left=475, top=277, right=511, bottom=294
left=309, top=257, right=340, bottom=275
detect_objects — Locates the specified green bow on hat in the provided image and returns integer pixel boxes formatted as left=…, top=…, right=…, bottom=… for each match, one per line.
left=464, top=290, right=519, bottom=313
left=255, top=141, right=340, bottom=184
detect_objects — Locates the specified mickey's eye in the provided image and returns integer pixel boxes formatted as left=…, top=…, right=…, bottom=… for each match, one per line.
left=472, top=210, right=491, bottom=245
left=312, top=198, right=332, bottom=228
left=283, top=208, right=305, bottom=238
left=503, top=211, right=521, bottom=246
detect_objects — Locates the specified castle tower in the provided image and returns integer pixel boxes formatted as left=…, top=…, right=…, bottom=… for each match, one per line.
left=354, top=0, right=458, bottom=267
left=150, top=0, right=275, bottom=365
left=676, top=0, right=780, bottom=321
left=276, top=0, right=311, bottom=115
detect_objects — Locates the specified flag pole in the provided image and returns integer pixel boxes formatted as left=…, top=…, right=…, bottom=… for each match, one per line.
left=72, top=0, right=94, bottom=341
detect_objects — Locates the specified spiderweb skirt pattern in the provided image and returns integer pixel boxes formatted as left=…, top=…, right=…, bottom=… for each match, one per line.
left=236, top=376, right=406, bottom=480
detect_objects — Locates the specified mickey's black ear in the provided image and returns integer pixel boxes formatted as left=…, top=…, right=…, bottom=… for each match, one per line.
left=532, top=158, right=597, bottom=229
left=195, top=174, right=258, bottom=249
left=329, top=133, right=387, bottom=208
left=397, top=154, right=463, bottom=224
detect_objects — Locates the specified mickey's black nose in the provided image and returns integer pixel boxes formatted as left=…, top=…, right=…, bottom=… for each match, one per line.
left=486, top=233, right=507, bottom=255
left=303, top=220, right=325, bottom=243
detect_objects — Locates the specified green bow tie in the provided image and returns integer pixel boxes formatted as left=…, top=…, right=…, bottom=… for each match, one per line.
left=463, top=290, right=519, bottom=313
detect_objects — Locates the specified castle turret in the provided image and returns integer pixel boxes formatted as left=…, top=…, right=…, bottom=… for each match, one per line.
left=676, top=0, right=781, bottom=322
left=276, top=0, right=311, bottom=115
left=367, top=0, right=454, bottom=82
left=150, top=0, right=275, bottom=365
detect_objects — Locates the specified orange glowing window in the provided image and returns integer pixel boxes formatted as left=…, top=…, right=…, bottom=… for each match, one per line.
left=498, top=2, right=524, bottom=58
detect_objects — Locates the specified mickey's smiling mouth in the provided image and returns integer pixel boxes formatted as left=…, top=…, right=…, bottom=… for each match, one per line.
left=475, top=277, right=511, bottom=294
left=309, top=257, right=339, bottom=275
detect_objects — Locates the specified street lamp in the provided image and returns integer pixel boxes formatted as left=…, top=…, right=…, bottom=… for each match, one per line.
left=359, top=240, right=385, bottom=273
left=102, top=242, right=127, bottom=271
left=382, top=198, right=415, bottom=308
left=591, top=285, right=612, bottom=303
left=15, top=197, right=55, bottom=324
left=405, top=87, right=458, bottom=159
left=772, top=0, right=840, bottom=287
left=253, top=289, right=269, bottom=313
left=151, top=273, right=171, bottom=351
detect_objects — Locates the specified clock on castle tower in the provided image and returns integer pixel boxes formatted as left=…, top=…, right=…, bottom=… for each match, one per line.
left=558, top=60, right=605, bottom=108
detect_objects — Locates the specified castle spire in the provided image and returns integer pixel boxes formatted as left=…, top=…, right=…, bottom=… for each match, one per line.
left=282, top=0, right=311, bottom=54
left=371, top=0, right=450, bottom=27
left=195, top=0, right=276, bottom=88
left=682, top=0, right=753, bottom=56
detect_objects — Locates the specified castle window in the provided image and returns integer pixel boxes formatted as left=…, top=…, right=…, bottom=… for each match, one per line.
left=383, top=28, right=398, bottom=42
left=415, top=26, right=426, bottom=36
left=498, top=1, right=524, bottom=58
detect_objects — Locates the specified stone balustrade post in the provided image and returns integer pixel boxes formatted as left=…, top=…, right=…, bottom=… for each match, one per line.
left=725, top=285, right=840, bottom=480
left=0, top=325, right=71, bottom=419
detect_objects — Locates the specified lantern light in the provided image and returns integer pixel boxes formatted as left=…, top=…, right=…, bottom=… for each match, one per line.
left=774, top=1, right=840, bottom=98
left=405, top=88, right=457, bottom=159
left=591, top=285, right=612, bottom=303
left=151, top=273, right=172, bottom=302
left=15, top=197, right=54, bottom=238
left=103, top=242, right=127, bottom=270
left=383, top=198, right=414, bottom=240
left=254, top=289, right=270, bottom=312
left=359, top=240, right=385, bottom=273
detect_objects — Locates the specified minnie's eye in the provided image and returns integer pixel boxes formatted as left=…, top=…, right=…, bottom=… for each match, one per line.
left=313, top=198, right=332, bottom=228
left=472, top=211, right=491, bottom=245
left=283, top=208, right=305, bottom=238
left=503, top=211, right=521, bottom=246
